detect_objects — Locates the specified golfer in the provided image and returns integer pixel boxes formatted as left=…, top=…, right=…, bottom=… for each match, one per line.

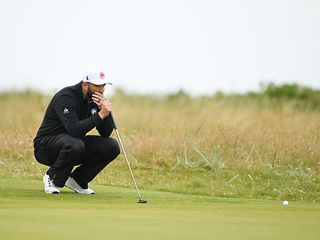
left=33, top=70, right=120, bottom=194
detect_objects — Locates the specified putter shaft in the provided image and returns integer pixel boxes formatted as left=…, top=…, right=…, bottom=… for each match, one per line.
left=110, top=113, right=146, bottom=203
left=114, top=128, right=143, bottom=200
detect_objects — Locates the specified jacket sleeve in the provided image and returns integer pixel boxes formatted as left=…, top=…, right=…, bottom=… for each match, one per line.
left=96, top=114, right=114, bottom=138
left=53, top=95, right=102, bottom=138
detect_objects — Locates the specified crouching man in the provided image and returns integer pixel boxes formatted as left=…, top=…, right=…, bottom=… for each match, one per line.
left=33, top=70, right=120, bottom=194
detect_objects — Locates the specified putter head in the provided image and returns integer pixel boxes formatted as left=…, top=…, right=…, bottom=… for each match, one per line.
left=137, top=199, right=148, bottom=204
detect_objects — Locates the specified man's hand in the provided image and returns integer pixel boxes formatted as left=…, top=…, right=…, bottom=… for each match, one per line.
left=92, top=92, right=112, bottom=119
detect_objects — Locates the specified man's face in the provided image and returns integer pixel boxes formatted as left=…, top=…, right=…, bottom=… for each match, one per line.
left=85, top=83, right=106, bottom=102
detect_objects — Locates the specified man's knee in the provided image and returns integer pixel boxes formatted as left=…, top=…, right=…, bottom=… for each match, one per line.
left=109, top=138, right=120, bottom=157
left=64, top=138, right=85, bottom=157
left=98, top=138, right=120, bottom=158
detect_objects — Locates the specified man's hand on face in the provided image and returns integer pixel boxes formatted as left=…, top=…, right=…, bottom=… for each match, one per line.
left=92, top=92, right=112, bottom=119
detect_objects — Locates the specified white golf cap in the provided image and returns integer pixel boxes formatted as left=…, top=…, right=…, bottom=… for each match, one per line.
left=83, top=70, right=112, bottom=85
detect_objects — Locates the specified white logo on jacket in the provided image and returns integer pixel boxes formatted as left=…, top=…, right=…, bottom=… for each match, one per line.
left=63, top=107, right=69, bottom=114
left=91, top=108, right=97, bottom=115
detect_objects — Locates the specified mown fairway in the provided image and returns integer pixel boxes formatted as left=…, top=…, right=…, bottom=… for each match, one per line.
left=0, top=178, right=319, bottom=240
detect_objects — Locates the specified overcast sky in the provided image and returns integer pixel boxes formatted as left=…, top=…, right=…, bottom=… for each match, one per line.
left=0, top=0, right=319, bottom=95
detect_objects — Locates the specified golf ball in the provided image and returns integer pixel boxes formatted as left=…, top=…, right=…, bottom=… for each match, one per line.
left=282, top=200, right=289, bottom=206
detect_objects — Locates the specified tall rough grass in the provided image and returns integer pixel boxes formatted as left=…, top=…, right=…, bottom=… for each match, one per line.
left=0, top=87, right=319, bottom=201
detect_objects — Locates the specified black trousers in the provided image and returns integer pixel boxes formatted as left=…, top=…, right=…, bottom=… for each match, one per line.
left=34, top=134, right=120, bottom=188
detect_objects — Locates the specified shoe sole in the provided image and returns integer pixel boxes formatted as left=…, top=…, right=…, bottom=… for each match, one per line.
left=44, top=190, right=60, bottom=194
left=65, top=182, right=94, bottom=195
left=65, top=184, right=78, bottom=193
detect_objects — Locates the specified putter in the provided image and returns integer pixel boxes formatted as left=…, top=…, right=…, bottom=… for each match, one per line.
left=110, top=112, right=148, bottom=204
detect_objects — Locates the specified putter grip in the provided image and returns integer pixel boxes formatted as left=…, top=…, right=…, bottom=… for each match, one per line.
left=109, top=112, right=117, bottom=129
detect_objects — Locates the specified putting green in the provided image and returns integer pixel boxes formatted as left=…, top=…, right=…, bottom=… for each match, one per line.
left=0, top=178, right=319, bottom=240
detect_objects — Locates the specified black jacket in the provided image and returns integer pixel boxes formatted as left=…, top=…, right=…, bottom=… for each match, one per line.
left=33, top=81, right=113, bottom=150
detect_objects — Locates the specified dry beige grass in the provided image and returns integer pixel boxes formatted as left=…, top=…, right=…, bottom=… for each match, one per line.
left=0, top=91, right=319, bottom=200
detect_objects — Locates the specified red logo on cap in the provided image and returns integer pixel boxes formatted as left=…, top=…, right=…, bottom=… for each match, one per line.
left=99, top=72, right=105, bottom=79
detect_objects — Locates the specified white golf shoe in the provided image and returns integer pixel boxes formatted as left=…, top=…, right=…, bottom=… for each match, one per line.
left=65, top=177, right=95, bottom=195
left=43, top=174, right=60, bottom=194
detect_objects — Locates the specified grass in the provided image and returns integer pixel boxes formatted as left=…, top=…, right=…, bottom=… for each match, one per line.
left=0, top=90, right=319, bottom=201
left=1, top=178, right=320, bottom=240
left=0, top=89, right=319, bottom=240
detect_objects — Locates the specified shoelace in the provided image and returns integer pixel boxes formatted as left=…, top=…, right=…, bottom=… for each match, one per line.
left=47, top=177, right=52, bottom=187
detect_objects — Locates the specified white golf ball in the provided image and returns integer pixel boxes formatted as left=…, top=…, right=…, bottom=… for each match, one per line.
left=282, top=200, right=289, bottom=206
